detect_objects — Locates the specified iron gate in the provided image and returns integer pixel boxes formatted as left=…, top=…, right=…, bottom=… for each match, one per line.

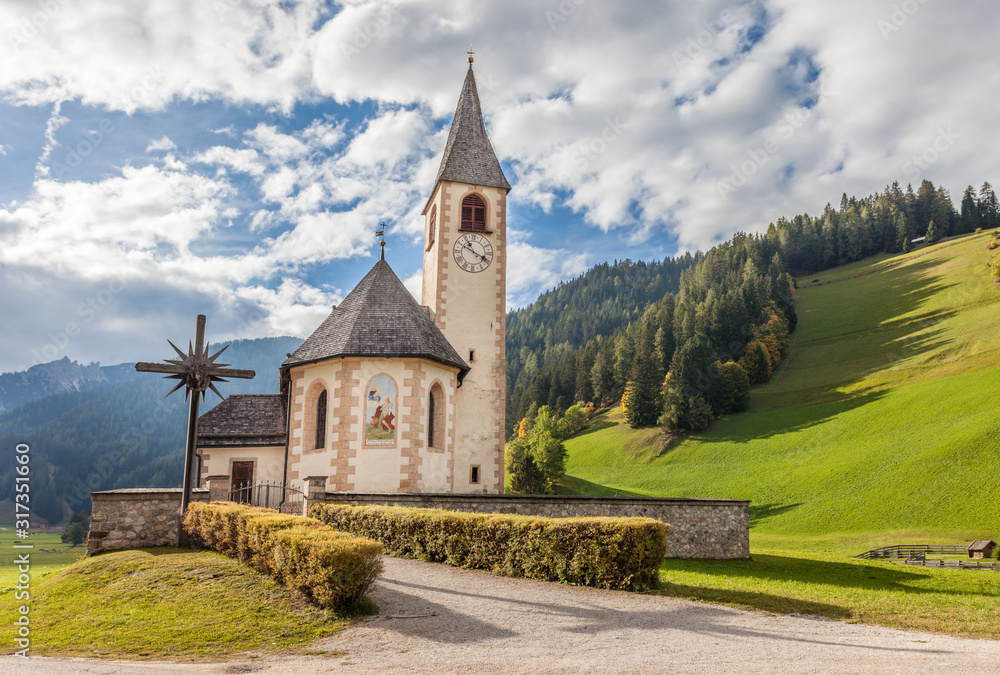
left=228, top=480, right=305, bottom=515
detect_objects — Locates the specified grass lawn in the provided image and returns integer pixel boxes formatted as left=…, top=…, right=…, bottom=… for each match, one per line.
left=0, top=548, right=349, bottom=659
left=556, top=233, right=1000, bottom=638
left=656, top=548, right=1000, bottom=639
left=0, top=530, right=84, bottom=589
left=562, top=232, right=1000, bottom=542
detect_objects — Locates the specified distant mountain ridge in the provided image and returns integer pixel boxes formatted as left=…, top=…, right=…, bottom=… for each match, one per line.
left=0, top=357, right=140, bottom=414
left=0, top=336, right=302, bottom=524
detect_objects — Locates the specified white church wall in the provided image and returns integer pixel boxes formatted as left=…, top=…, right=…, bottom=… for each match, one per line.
left=286, top=356, right=463, bottom=494
left=426, top=181, right=507, bottom=493
left=198, top=445, right=285, bottom=487
left=414, top=361, right=458, bottom=492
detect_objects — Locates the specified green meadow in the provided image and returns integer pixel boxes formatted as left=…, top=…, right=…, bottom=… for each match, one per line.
left=0, top=530, right=83, bottom=589
left=0, top=548, right=347, bottom=659
left=562, top=230, right=1000, bottom=552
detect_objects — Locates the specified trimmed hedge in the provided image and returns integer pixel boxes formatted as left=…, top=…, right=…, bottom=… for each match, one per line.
left=310, top=503, right=668, bottom=589
left=183, top=502, right=382, bottom=609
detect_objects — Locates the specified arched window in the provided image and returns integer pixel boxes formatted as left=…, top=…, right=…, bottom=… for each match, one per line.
left=428, top=383, right=445, bottom=449
left=426, top=206, right=436, bottom=251
left=460, top=194, right=487, bottom=231
left=315, top=390, right=327, bottom=449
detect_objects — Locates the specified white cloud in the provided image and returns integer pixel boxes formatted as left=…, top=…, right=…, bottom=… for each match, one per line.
left=506, top=232, right=590, bottom=308
left=6, top=0, right=999, bottom=253
left=0, top=144, right=10, bottom=155
left=34, top=101, right=67, bottom=178
left=3, top=0, right=1000, bottom=369
left=146, top=136, right=176, bottom=152
left=402, top=270, right=423, bottom=303
left=0, top=0, right=322, bottom=113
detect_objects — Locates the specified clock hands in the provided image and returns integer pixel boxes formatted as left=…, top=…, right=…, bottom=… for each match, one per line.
left=454, top=234, right=492, bottom=271
left=463, top=241, right=486, bottom=262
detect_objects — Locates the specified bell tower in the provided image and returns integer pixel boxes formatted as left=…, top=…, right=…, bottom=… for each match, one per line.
left=421, top=54, right=510, bottom=493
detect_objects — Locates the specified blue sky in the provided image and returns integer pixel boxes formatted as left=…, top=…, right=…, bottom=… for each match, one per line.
left=1, top=0, right=998, bottom=373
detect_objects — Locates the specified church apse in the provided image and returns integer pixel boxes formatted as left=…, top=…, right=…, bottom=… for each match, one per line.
left=364, top=374, right=397, bottom=447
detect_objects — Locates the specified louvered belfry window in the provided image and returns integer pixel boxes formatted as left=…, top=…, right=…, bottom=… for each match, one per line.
left=315, top=390, right=327, bottom=449
left=460, top=194, right=487, bottom=231
left=427, top=206, right=436, bottom=250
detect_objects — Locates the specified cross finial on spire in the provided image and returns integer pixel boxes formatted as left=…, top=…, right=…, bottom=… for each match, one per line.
left=376, top=221, right=386, bottom=260
left=467, top=43, right=474, bottom=65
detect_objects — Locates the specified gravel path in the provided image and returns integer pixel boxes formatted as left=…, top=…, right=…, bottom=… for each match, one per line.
left=6, top=556, right=1000, bottom=674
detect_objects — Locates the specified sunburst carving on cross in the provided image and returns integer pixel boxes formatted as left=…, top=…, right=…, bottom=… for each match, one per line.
left=135, top=315, right=255, bottom=514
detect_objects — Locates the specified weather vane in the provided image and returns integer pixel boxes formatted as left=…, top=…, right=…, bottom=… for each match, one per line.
left=376, top=221, right=387, bottom=260
left=468, top=43, right=474, bottom=64
left=135, top=314, right=255, bottom=514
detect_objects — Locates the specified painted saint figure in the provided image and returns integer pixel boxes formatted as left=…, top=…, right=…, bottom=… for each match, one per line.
left=364, top=374, right=396, bottom=446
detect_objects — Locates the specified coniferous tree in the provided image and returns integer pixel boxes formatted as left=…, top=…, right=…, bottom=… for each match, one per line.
left=961, top=185, right=980, bottom=233
left=925, top=220, right=939, bottom=244
left=612, top=332, right=635, bottom=398
left=624, top=318, right=661, bottom=428
left=573, top=342, right=596, bottom=404
left=706, top=361, right=751, bottom=416
left=590, top=339, right=616, bottom=405
left=980, top=182, right=999, bottom=229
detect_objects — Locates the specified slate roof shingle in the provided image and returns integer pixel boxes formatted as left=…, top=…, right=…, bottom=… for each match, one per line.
left=197, top=394, right=287, bottom=447
left=427, top=66, right=510, bottom=207
left=282, top=259, right=470, bottom=377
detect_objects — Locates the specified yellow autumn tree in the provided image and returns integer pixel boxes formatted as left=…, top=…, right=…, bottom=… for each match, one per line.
left=621, top=381, right=635, bottom=416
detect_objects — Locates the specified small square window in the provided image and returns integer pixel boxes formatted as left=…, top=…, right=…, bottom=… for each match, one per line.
left=470, top=465, right=480, bottom=484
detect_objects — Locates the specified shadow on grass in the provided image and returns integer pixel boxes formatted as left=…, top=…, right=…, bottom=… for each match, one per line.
left=749, top=503, right=802, bottom=528
left=660, top=554, right=989, bottom=597
left=654, top=581, right=853, bottom=620
left=554, top=475, right=642, bottom=498
left=567, top=418, right=618, bottom=438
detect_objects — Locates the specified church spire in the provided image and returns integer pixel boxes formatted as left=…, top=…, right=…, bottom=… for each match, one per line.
left=431, top=60, right=510, bottom=193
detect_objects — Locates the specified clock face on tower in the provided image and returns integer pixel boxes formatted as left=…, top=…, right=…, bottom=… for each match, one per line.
left=453, top=233, right=494, bottom=272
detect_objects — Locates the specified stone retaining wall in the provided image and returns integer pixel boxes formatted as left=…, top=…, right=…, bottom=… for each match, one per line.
left=87, top=488, right=208, bottom=555
left=313, top=491, right=749, bottom=559
left=88, top=487, right=749, bottom=559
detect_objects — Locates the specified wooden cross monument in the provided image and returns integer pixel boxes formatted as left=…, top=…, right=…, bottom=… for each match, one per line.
left=135, top=315, right=255, bottom=513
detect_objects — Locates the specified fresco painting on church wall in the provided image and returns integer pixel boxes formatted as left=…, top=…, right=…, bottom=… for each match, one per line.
left=365, top=374, right=397, bottom=446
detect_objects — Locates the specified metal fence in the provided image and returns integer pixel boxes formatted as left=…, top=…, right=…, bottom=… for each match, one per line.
left=855, top=544, right=969, bottom=561
left=228, top=480, right=304, bottom=515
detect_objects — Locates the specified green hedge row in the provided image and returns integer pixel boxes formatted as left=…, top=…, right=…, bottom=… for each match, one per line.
left=310, top=503, right=668, bottom=589
left=183, top=502, right=382, bottom=610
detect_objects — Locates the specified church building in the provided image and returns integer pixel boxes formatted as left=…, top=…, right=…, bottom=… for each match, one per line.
left=196, top=57, right=509, bottom=495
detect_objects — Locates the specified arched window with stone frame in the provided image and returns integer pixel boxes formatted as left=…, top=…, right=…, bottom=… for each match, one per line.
left=460, top=194, right=487, bottom=231
left=315, top=390, right=327, bottom=450
left=303, top=380, right=330, bottom=454
left=427, top=382, right=446, bottom=450
left=426, top=205, right=437, bottom=250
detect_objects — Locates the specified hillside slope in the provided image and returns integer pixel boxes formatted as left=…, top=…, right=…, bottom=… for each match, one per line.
left=563, top=231, right=1000, bottom=541
left=0, top=336, right=302, bottom=523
